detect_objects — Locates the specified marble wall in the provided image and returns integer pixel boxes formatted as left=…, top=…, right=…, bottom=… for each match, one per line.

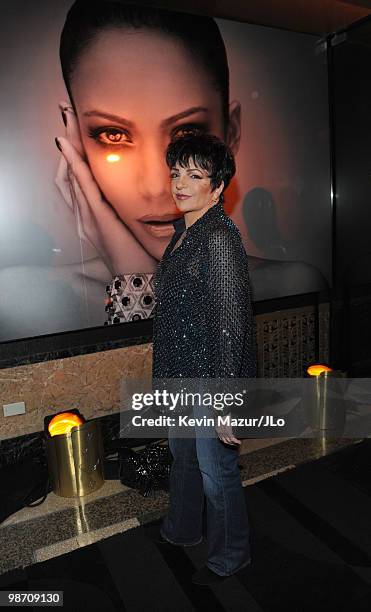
left=0, top=343, right=153, bottom=441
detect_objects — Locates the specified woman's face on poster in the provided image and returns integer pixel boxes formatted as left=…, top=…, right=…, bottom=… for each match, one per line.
left=69, top=28, right=229, bottom=260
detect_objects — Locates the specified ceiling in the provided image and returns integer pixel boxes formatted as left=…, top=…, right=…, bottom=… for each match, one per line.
left=130, top=0, right=371, bottom=36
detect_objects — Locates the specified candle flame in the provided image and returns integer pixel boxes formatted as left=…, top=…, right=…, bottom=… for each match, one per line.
left=48, top=412, right=84, bottom=436
left=307, top=364, right=333, bottom=376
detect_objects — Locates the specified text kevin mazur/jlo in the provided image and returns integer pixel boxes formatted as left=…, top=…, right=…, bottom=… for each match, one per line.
left=130, top=415, right=286, bottom=428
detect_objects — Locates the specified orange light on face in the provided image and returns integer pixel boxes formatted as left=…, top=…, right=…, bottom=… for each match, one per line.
left=106, top=154, right=120, bottom=163
left=307, top=364, right=333, bottom=377
left=48, top=412, right=84, bottom=437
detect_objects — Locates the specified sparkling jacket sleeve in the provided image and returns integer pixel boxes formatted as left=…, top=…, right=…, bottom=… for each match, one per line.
left=204, top=225, right=256, bottom=381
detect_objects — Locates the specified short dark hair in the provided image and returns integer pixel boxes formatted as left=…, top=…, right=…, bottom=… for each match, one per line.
left=166, top=133, right=236, bottom=203
left=60, top=1, right=230, bottom=131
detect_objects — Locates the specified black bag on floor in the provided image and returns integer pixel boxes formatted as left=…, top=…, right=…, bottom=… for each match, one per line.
left=104, top=441, right=172, bottom=497
left=120, top=442, right=172, bottom=497
left=0, top=458, right=51, bottom=524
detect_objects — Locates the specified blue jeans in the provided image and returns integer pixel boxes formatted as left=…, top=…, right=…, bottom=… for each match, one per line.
left=160, top=403, right=251, bottom=576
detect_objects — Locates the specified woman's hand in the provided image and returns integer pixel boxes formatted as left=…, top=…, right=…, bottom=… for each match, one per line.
left=215, top=416, right=241, bottom=446
left=54, top=101, right=156, bottom=276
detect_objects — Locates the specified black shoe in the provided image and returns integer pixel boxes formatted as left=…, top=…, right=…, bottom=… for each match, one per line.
left=191, top=566, right=228, bottom=585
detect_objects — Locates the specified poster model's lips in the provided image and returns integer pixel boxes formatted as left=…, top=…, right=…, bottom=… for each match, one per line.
left=139, top=215, right=179, bottom=238
left=139, top=213, right=180, bottom=223
left=141, top=222, right=175, bottom=238
left=175, top=194, right=191, bottom=200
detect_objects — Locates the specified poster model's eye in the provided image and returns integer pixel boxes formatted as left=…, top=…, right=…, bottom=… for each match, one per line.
left=88, top=127, right=132, bottom=146
left=171, top=124, right=207, bottom=139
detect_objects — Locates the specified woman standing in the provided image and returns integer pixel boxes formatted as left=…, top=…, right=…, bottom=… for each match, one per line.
left=152, top=132, right=256, bottom=585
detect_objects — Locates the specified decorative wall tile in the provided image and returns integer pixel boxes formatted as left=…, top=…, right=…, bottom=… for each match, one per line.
left=255, top=305, right=319, bottom=377
left=319, top=302, right=330, bottom=364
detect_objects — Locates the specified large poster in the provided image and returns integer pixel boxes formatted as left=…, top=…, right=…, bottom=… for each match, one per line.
left=0, top=0, right=331, bottom=342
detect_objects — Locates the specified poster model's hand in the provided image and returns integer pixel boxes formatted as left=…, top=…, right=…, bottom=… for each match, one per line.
left=54, top=101, right=155, bottom=276
left=215, top=415, right=241, bottom=446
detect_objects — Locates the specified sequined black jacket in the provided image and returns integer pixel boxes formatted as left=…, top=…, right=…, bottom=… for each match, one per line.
left=152, top=203, right=256, bottom=380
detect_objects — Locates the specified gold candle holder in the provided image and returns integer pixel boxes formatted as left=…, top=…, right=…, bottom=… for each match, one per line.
left=45, top=412, right=104, bottom=498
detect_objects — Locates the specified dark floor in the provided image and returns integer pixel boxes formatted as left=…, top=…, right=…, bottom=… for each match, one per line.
left=0, top=436, right=362, bottom=577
